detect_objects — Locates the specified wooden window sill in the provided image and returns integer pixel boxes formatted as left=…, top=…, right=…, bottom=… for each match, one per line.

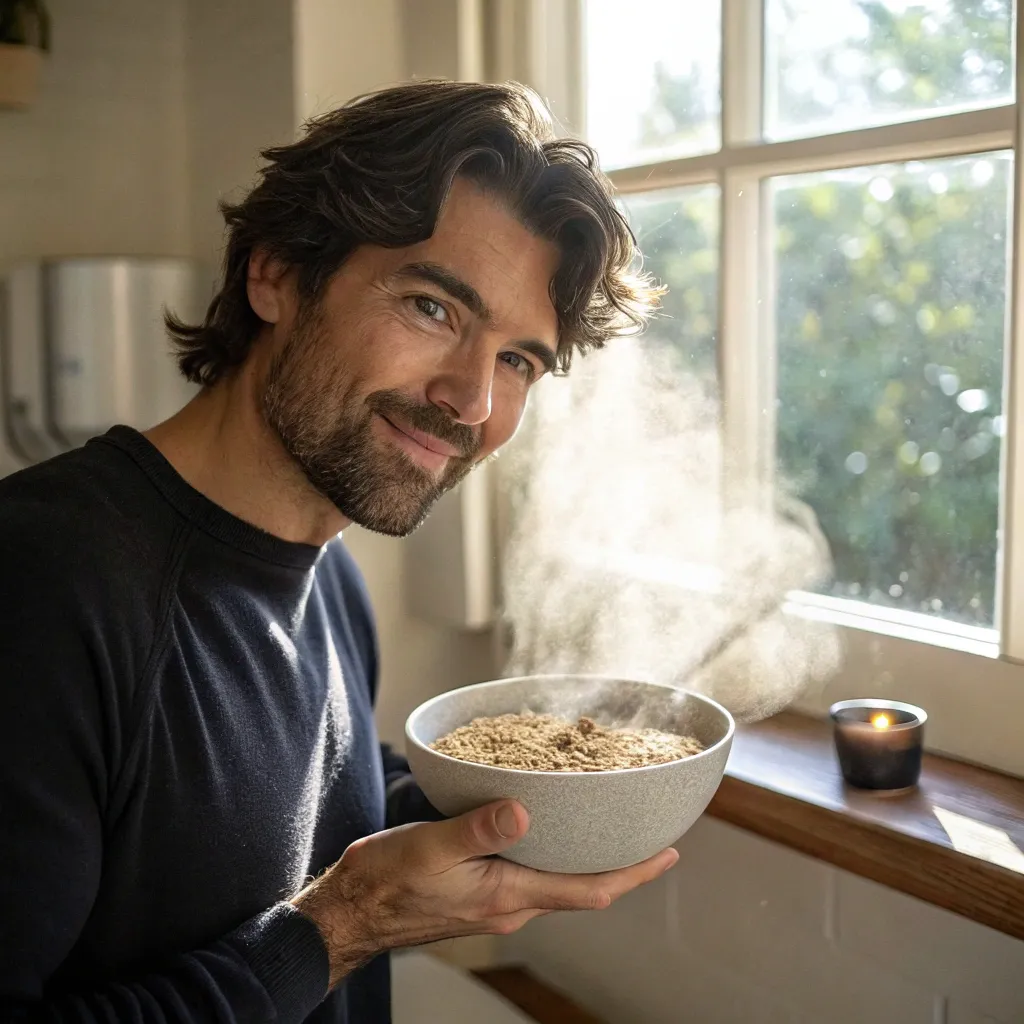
left=707, top=712, right=1024, bottom=940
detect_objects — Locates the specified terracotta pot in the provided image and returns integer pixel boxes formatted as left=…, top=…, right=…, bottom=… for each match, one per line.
left=0, top=43, right=44, bottom=110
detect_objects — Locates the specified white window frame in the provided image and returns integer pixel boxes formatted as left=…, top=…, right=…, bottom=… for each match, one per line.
left=503, top=0, right=1024, bottom=776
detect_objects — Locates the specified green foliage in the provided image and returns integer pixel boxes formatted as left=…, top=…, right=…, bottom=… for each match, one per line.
left=622, top=186, right=720, bottom=383
left=774, top=0, right=1011, bottom=130
left=620, top=0, right=1011, bottom=625
left=774, top=157, right=1007, bottom=623
left=639, top=62, right=714, bottom=154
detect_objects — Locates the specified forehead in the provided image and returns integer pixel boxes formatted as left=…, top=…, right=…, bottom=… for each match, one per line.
left=384, top=180, right=560, bottom=341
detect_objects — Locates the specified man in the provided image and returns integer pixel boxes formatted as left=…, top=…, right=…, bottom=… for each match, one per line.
left=0, top=81, right=669, bottom=1022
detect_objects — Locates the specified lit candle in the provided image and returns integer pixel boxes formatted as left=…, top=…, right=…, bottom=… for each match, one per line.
left=829, top=699, right=927, bottom=793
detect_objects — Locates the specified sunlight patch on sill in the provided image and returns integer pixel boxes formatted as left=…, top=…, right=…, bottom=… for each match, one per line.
left=932, top=805, right=1024, bottom=875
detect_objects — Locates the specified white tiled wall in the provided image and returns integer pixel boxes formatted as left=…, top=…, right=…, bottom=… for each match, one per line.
left=0, top=0, right=297, bottom=273
left=502, top=818, right=1024, bottom=1024
left=0, top=0, right=190, bottom=262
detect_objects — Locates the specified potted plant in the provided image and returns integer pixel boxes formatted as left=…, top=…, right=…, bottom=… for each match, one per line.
left=0, top=0, right=50, bottom=110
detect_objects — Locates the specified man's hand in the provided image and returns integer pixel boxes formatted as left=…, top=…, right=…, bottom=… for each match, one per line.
left=292, top=800, right=677, bottom=988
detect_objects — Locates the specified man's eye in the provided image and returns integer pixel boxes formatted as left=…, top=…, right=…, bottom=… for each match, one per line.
left=414, top=296, right=449, bottom=323
left=500, top=351, right=536, bottom=381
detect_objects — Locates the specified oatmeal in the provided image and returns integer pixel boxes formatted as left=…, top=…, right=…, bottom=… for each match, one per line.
left=431, top=711, right=703, bottom=771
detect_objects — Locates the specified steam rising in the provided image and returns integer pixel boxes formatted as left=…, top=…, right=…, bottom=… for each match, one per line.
left=500, top=344, right=841, bottom=723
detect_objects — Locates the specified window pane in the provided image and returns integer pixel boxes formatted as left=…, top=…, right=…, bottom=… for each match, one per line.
left=585, top=0, right=721, bottom=170
left=619, top=185, right=720, bottom=385
left=773, top=154, right=1010, bottom=626
left=765, top=0, right=1014, bottom=141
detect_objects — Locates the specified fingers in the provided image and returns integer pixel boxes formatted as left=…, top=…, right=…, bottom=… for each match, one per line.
left=601, top=847, right=679, bottom=900
left=418, top=800, right=530, bottom=869
left=511, top=847, right=678, bottom=913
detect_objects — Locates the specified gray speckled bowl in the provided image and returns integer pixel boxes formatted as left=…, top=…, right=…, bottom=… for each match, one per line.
left=405, top=674, right=734, bottom=874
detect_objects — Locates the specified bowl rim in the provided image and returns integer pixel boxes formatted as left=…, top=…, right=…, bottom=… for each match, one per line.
left=404, top=673, right=736, bottom=777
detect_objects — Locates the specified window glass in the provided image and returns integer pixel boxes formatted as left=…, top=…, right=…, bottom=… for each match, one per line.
left=620, top=185, right=721, bottom=385
left=773, top=153, right=1011, bottom=626
left=585, top=0, right=721, bottom=168
left=765, top=0, right=1014, bottom=141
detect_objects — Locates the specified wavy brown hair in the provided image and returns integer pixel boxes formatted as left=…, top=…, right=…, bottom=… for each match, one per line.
left=168, top=80, right=661, bottom=385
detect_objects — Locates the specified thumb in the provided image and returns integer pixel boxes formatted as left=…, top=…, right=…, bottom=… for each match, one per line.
left=432, top=800, right=529, bottom=866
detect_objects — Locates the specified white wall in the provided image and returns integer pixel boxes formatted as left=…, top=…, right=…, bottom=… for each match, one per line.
left=293, top=0, right=403, bottom=122
left=185, top=0, right=296, bottom=278
left=501, top=817, right=1024, bottom=1024
left=0, top=0, right=190, bottom=262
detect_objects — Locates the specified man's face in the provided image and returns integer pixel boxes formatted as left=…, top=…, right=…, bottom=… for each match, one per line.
left=255, top=179, right=560, bottom=537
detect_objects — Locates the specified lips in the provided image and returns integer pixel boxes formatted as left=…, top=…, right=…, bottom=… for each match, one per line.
left=376, top=414, right=467, bottom=474
left=381, top=415, right=464, bottom=458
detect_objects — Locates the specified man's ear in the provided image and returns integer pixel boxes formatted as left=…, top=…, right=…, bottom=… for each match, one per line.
left=246, top=249, right=292, bottom=324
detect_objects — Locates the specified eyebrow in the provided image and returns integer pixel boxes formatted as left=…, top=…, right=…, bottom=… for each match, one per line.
left=393, top=261, right=558, bottom=375
left=395, top=261, right=495, bottom=324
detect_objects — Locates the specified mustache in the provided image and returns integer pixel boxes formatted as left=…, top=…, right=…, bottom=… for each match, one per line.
left=368, top=389, right=481, bottom=459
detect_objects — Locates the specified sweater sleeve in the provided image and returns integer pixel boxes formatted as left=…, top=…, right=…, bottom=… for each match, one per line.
left=0, top=514, right=329, bottom=1022
left=381, top=744, right=445, bottom=828
left=1, top=908, right=328, bottom=1023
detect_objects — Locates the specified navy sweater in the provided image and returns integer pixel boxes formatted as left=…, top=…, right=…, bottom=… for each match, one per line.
left=0, top=426, right=433, bottom=1022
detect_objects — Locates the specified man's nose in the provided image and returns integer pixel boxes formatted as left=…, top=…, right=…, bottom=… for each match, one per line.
left=426, top=346, right=495, bottom=426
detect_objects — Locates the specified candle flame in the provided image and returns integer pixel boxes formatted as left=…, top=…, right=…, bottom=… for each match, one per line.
left=871, top=712, right=891, bottom=730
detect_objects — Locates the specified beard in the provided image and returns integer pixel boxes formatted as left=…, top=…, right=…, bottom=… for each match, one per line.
left=261, top=306, right=481, bottom=537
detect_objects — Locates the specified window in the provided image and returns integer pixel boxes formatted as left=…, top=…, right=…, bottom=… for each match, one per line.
left=774, top=154, right=1010, bottom=628
left=764, top=0, right=1013, bottom=140
left=618, top=186, right=720, bottom=385
left=518, top=0, right=1024, bottom=773
left=585, top=0, right=721, bottom=167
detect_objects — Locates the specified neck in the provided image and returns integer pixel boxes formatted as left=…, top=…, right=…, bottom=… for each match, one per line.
left=145, top=362, right=350, bottom=547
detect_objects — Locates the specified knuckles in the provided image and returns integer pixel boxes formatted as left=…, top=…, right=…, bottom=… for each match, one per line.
left=564, top=888, right=611, bottom=912
left=459, top=812, right=494, bottom=854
